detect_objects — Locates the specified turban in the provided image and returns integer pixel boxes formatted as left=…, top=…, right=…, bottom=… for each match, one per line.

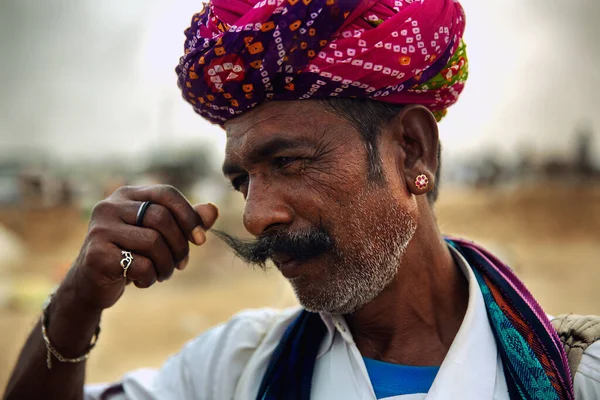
left=176, top=0, right=468, bottom=125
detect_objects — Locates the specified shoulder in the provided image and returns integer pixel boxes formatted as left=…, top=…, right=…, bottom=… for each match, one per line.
left=574, top=340, right=600, bottom=399
left=86, top=307, right=302, bottom=400
left=175, top=307, right=300, bottom=369
left=551, top=314, right=600, bottom=399
left=152, top=307, right=302, bottom=399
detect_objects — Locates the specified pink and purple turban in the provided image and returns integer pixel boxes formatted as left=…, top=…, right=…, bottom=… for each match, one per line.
left=176, top=0, right=468, bottom=125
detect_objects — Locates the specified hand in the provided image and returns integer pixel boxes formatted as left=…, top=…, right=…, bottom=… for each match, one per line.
left=62, top=185, right=219, bottom=311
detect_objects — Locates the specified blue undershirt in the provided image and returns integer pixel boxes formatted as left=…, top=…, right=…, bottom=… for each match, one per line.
left=363, top=357, right=440, bottom=399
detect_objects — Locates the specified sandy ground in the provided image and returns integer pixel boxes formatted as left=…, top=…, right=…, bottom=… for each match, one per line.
left=1, top=184, right=599, bottom=392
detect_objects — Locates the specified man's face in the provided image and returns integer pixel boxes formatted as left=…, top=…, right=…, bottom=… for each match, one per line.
left=222, top=100, right=418, bottom=314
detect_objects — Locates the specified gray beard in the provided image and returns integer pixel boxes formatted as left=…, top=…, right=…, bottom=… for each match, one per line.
left=288, top=189, right=418, bottom=315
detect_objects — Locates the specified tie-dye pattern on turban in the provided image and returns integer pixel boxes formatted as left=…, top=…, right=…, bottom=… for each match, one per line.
left=176, top=0, right=468, bottom=125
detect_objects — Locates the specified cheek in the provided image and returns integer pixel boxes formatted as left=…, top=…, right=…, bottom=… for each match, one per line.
left=282, top=159, right=369, bottom=215
left=310, top=158, right=369, bottom=202
left=329, top=187, right=417, bottom=253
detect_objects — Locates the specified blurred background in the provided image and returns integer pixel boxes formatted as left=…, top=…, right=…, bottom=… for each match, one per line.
left=1, top=0, right=599, bottom=391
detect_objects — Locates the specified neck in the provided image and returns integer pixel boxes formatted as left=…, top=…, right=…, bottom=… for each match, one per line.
left=345, top=203, right=469, bottom=366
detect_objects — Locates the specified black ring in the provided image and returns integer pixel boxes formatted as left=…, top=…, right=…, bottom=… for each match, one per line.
left=136, top=201, right=152, bottom=227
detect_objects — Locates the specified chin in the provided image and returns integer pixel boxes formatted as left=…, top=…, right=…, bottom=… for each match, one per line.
left=289, top=274, right=367, bottom=315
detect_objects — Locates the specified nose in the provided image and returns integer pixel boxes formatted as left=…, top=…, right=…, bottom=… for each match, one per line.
left=243, top=175, right=293, bottom=237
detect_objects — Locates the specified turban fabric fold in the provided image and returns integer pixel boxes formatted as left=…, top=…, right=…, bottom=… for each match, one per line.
left=176, top=0, right=468, bottom=125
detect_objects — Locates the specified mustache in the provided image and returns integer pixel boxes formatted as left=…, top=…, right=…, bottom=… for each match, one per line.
left=211, top=226, right=333, bottom=269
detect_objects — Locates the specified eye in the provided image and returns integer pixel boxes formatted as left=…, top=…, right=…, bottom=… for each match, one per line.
left=273, top=156, right=299, bottom=168
left=230, top=174, right=248, bottom=191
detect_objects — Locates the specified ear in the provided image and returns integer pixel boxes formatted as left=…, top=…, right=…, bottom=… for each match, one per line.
left=388, top=105, right=439, bottom=196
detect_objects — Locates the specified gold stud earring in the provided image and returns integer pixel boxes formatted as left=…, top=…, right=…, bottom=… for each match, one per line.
left=415, top=174, right=429, bottom=190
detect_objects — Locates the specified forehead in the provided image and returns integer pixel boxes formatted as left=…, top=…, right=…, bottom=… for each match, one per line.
left=223, top=100, right=344, bottom=151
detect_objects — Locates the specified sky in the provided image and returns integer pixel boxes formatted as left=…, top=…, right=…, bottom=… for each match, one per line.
left=0, top=0, right=599, bottom=165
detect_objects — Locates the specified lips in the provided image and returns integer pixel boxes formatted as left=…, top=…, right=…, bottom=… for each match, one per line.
left=272, top=253, right=310, bottom=279
left=271, top=252, right=295, bottom=267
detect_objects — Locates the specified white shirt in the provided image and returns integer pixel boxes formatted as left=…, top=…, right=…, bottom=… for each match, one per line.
left=85, top=249, right=600, bottom=400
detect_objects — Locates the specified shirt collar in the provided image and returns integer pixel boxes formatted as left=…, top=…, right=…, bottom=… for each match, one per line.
left=426, top=245, right=498, bottom=399
left=318, top=245, right=499, bottom=398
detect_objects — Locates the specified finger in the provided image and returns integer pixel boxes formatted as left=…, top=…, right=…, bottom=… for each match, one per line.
left=177, top=254, right=190, bottom=271
left=120, top=201, right=189, bottom=263
left=122, top=185, right=206, bottom=246
left=122, top=252, right=158, bottom=288
left=110, top=223, right=176, bottom=282
left=193, top=203, right=219, bottom=231
left=101, top=243, right=158, bottom=287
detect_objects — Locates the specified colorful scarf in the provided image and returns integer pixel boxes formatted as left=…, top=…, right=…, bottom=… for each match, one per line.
left=176, top=0, right=468, bottom=125
left=257, top=238, right=575, bottom=400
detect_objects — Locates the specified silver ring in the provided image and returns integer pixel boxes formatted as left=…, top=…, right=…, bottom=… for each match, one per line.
left=120, top=251, right=134, bottom=278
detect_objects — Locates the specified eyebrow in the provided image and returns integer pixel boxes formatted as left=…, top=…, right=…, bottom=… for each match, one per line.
left=222, top=136, right=316, bottom=176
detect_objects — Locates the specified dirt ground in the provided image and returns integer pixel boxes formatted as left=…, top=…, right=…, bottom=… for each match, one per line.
left=1, top=184, right=599, bottom=392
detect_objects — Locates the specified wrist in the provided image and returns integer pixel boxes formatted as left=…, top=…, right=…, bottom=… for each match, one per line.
left=44, top=283, right=103, bottom=358
left=54, top=278, right=104, bottom=318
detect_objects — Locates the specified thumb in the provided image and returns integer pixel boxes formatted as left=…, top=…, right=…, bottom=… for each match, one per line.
left=193, top=202, right=219, bottom=230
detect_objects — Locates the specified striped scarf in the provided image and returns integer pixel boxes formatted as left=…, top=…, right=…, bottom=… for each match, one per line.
left=257, top=238, right=574, bottom=400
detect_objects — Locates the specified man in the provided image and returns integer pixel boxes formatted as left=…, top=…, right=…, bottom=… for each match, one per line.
left=4, top=0, right=600, bottom=399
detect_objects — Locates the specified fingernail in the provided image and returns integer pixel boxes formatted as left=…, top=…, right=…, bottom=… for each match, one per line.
left=177, top=255, right=190, bottom=271
left=191, top=226, right=206, bottom=246
left=207, top=202, right=220, bottom=218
